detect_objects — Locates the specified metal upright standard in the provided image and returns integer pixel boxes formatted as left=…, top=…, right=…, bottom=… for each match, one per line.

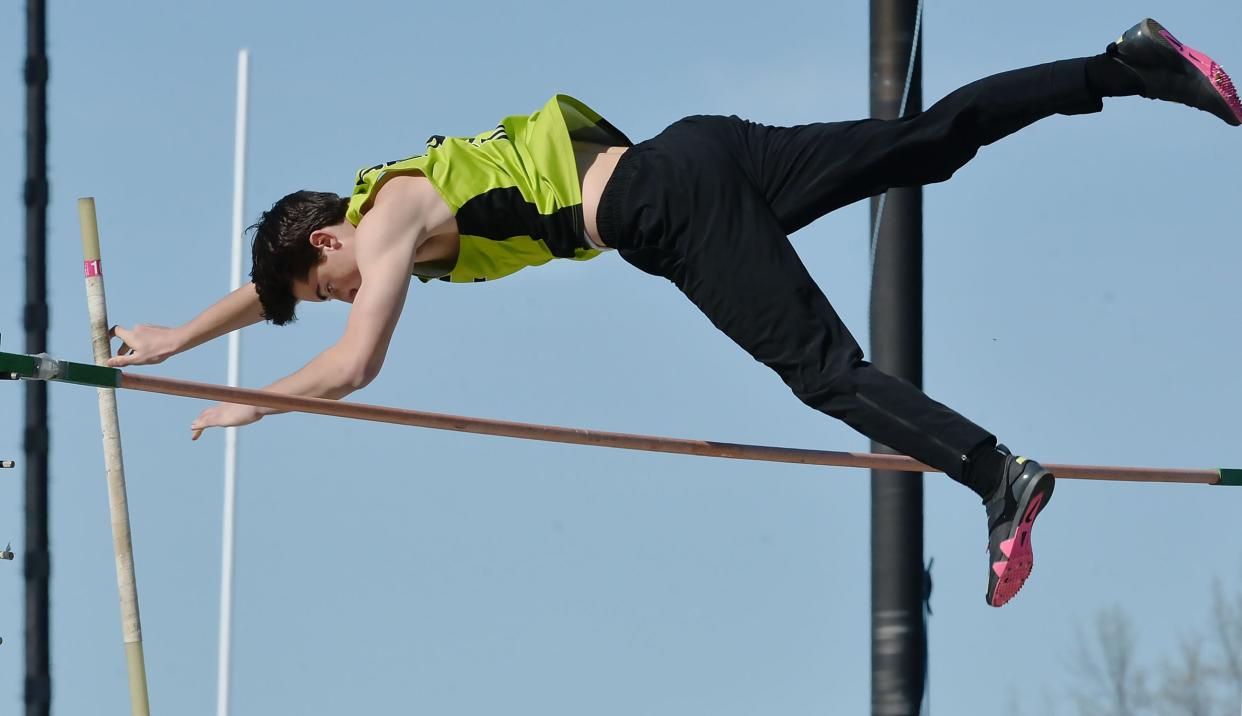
left=24, top=0, right=51, bottom=713
left=870, top=0, right=926, bottom=713
left=78, top=199, right=152, bottom=716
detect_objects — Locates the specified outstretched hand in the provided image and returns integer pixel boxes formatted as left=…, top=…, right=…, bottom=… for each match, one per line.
left=107, top=324, right=184, bottom=368
left=191, top=402, right=263, bottom=440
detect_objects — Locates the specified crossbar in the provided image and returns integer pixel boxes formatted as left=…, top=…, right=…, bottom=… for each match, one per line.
left=0, top=349, right=1232, bottom=486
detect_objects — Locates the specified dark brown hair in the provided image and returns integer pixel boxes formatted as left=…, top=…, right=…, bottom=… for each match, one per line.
left=249, top=190, right=348, bottom=325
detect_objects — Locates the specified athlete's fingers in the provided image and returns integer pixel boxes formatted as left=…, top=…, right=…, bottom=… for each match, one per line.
left=107, top=350, right=140, bottom=368
left=110, top=325, right=134, bottom=345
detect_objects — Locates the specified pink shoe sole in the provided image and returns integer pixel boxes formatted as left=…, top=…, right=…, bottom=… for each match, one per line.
left=988, top=489, right=1049, bottom=607
left=1156, top=26, right=1242, bottom=125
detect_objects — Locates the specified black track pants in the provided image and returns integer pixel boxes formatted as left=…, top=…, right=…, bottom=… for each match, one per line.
left=596, top=59, right=1103, bottom=484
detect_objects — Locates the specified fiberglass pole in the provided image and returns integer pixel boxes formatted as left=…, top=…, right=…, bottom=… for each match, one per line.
left=80, top=198, right=152, bottom=715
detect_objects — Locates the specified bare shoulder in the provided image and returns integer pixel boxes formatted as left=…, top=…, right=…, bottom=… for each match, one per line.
left=369, top=174, right=447, bottom=217
left=366, top=174, right=455, bottom=238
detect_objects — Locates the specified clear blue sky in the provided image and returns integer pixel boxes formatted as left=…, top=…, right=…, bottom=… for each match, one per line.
left=2, top=1, right=1241, bottom=713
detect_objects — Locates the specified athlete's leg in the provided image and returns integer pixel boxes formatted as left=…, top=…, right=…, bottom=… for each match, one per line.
left=599, top=131, right=992, bottom=486
left=598, top=116, right=1056, bottom=607
left=599, top=18, right=1237, bottom=608
left=731, top=58, right=1104, bottom=235
left=733, top=19, right=1239, bottom=235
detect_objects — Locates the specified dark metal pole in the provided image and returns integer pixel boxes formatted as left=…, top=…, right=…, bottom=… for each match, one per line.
left=24, top=0, right=51, bottom=714
left=869, top=0, right=925, bottom=714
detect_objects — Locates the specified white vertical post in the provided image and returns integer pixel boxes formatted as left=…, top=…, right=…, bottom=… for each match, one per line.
left=217, top=47, right=249, bottom=716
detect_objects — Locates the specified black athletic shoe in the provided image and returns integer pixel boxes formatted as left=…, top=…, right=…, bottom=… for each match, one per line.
left=1107, top=18, right=1242, bottom=126
left=983, top=445, right=1055, bottom=608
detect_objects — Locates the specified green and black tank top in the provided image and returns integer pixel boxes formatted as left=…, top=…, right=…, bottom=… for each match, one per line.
left=346, top=95, right=632, bottom=283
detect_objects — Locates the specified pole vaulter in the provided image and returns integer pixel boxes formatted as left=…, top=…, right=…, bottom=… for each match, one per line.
left=23, top=18, right=1240, bottom=621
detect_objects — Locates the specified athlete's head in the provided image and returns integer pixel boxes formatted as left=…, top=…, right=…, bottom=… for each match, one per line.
left=250, top=190, right=362, bottom=325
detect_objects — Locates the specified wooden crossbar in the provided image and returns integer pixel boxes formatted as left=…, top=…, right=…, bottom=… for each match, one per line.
left=1, top=349, right=1236, bottom=486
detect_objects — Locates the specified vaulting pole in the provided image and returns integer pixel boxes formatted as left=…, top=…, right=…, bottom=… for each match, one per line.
left=2, top=350, right=1238, bottom=486
left=23, top=0, right=51, bottom=713
left=78, top=199, right=151, bottom=716
left=870, top=0, right=926, bottom=713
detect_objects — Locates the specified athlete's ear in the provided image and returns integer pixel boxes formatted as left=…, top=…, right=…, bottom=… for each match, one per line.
left=308, top=228, right=342, bottom=252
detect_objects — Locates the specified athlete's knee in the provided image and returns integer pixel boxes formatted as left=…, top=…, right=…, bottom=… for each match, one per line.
left=921, top=144, right=980, bottom=184
left=914, top=114, right=984, bottom=182
left=880, top=110, right=983, bottom=186
left=785, top=351, right=868, bottom=413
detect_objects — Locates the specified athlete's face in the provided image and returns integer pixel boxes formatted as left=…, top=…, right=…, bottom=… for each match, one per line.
left=291, top=222, right=362, bottom=305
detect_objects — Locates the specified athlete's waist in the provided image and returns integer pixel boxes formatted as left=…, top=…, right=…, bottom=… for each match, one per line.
left=577, top=144, right=628, bottom=249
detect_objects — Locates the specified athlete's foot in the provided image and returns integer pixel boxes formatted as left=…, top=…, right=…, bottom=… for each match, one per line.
left=981, top=445, right=1055, bottom=608
left=1107, top=18, right=1242, bottom=126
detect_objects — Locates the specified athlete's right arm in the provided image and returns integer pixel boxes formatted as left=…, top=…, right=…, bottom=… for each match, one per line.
left=107, top=282, right=265, bottom=368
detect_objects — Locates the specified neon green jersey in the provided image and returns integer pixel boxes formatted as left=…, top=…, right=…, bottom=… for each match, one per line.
left=346, top=95, right=631, bottom=284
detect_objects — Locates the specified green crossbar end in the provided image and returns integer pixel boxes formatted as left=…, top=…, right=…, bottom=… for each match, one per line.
left=0, top=351, right=39, bottom=379
left=1217, top=469, right=1242, bottom=487
left=60, top=360, right=121, bottom=389
left=0, top=350, right=119, bottom=389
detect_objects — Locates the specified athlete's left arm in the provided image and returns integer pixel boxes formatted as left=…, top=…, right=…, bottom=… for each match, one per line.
left=325, top=179, right=430, bottom=387
left=189, top=176, right=449, bottom=438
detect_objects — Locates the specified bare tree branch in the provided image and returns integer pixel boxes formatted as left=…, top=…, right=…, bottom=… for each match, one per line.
left=1155, top=636, right=1221, bottom=716
left=1069, top=605, right=1152, bottom=716
left=1211, top=577, right=1242, bottom=693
